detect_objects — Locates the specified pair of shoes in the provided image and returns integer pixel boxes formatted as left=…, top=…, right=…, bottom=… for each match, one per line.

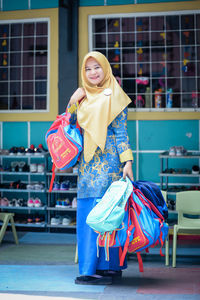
left=30, top=163, right=44, bottom=173
left=169, top=146, right=187, bottom=156
left=50, top=215, right=72, bottom=226
left=27, top=198, right=42, bottom=207
left=55, top=198, right=71, bottom=208
left=52, top=181, right=70, bottom=191
left=11, top=161, right=29, bottom=172
left=75, top=275, right=112, bottom=285
left=9, top=198, right=25, bottom=207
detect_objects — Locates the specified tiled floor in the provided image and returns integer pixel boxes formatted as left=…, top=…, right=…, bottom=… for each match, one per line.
left=0, top=231, right=199, bottom=300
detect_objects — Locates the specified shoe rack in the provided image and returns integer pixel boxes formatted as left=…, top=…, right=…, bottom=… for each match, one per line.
left=0, top=151, right=49, bottom=229
left=159, top=150, right=200, bottom=211
left=46, top=169, right=78, bottom=231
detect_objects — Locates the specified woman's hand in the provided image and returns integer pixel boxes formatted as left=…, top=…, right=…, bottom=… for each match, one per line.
left=123, top=161, right=134, bottom=182
left=69, top=87, right=86, bottom=106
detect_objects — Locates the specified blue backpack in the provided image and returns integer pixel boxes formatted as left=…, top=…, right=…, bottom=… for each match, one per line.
left=133, top=181, right=168, bottom=219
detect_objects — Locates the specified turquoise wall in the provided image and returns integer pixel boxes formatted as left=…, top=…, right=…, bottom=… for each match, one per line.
left=0, top=0, right=193, bottom=10
left=1, top=120, right=199, bottom=185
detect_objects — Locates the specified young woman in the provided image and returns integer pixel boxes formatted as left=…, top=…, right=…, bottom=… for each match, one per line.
left=68, top=51, right=134, bottom=285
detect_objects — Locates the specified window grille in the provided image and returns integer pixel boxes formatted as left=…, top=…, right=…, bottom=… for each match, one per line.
left=0, top=19, right=49, bottom=112
left=89, top=11, right=200, bottom=111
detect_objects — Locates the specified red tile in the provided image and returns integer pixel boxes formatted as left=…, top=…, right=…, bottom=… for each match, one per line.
left=137, top=268, right=200, bottom=294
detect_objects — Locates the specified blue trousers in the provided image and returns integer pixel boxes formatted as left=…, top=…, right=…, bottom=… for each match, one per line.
left=77, top=197, right=127, bottom=275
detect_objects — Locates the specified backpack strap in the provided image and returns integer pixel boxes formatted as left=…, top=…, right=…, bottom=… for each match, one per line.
left=136, top=252, right=144, bottom=272
left=49, top=163, right=56, bottom=192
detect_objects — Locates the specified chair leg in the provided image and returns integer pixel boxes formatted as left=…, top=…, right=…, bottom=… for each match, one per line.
left=0, top=214, right=10, bottom=244
left=10, top=216, right=19, bottom=245
left=172, top=225, right=177, bottom=268
left=165, top=233, right=169, bottom=266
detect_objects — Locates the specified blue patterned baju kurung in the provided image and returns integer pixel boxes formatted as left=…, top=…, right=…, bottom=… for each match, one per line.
left=77, top=107, right=133, bottom=275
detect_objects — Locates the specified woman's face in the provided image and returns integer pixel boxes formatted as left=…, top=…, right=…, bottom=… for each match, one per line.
left=85, top=57, right=104, bottom=86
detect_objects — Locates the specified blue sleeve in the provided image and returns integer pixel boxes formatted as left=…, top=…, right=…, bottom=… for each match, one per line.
left=110, top=107, right=133, bottom=162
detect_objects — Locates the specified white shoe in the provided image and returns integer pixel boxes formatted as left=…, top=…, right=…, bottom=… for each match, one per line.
left=62, top=216, right=72, bottom=226
left=37, top=164, right=44, bottom=173
left=30, top=163, right=37, bottom=172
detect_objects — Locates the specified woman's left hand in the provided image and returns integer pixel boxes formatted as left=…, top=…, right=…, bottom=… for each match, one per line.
left=123, top=161, right=134, bottom=181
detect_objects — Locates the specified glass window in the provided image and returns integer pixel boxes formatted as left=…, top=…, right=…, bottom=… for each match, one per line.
left=89, top=11, right=200, bottom=111
left=0, top=19, right=49, bottom=112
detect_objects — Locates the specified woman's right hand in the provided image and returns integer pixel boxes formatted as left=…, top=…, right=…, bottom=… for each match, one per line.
left=69, top=87, right=86, bottom=106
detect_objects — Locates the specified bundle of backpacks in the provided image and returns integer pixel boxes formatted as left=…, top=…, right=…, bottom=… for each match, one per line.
left=86, top=177, right=168, bottom=272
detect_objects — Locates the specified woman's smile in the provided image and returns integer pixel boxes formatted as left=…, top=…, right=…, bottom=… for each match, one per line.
left=85, top=57, right=104, bottom=85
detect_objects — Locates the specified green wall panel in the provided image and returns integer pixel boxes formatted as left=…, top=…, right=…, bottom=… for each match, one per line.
left=139, top=120, right=199, bottom=151
left=79, top=0, right=104, bottom=6
left=30, top=0, right=59, bottom=9
left=30, top=122, right=52, bottom=149
left=139, top=153, right=160, bottom=182
left=3, top=0, right=28, bottom=11
left=3, top=122, right=28, bottom=149
left=127, top=120, right=136, bottom=151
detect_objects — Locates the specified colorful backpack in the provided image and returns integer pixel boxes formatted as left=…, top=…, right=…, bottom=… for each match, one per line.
left=86, top=177, right=133, bottom=261
left=45, top=108, right=83, bottom=192
left=119, top=185, right=169, bottom=272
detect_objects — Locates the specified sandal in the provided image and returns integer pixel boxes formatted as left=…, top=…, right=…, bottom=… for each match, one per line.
left=75, top=275, right=112, bottom=285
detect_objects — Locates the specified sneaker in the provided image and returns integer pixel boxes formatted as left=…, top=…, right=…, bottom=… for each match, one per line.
left=1, top=197, right=9, bottom=206
left=9, top=147, right=18, bottom=155
left=34, top=197, right=42, bottom=207
left=53, top=182, right=60, bottom=191
left=51, top=216, right=62, bottom=225
left=176, top=146, right=187, bottom=156
left=169, top=146, right=176, bottom=156
left=18, top=161, right=28, bottom=172
left=34, top=144, right=48, bottom=155
left=25, top=144, right=35, bottom=155
left=35, top=217, right=42, bottom=224
left=26, top=183, right=35, bottom=190
left=62, top=215, right=72, bottom=226
left=192, top=165, right=199, bottom=174
left=37, top=164, right=45, bottom=173
left=60, top=181, right=70, bottom=190
left=30, top=163, right=37, bottom=173
left=27, top=198, right=34, bottom=207
left=9, top=198, right=17, bottom=206
left=17, top=146, right=25, bottom=155
left=27, top=217, right=34, bottom=224
left=16, top=198, right=24, bottom=207
left=11, top=161, right=19, bottom=172
left=34, top=182, right=44, bottom=190
left=72, top=197, right=77, bottom=208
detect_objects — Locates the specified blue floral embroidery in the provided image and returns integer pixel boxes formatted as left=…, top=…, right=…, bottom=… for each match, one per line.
left=77, top=107, right=132, bottom=199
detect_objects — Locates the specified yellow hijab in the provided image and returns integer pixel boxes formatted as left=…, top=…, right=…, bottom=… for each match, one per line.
left=77, top=51, right=131, bottom=163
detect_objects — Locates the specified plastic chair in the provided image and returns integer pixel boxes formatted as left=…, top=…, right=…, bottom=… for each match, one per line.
left=0, top=213, right=19, bottom=244
left=161, top=190, right=169, bottom=266
left=172, top=191, right=200, bottom=268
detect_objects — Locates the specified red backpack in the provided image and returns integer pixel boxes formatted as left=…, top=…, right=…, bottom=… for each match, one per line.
left=45, top=109, right=83, bottom=192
